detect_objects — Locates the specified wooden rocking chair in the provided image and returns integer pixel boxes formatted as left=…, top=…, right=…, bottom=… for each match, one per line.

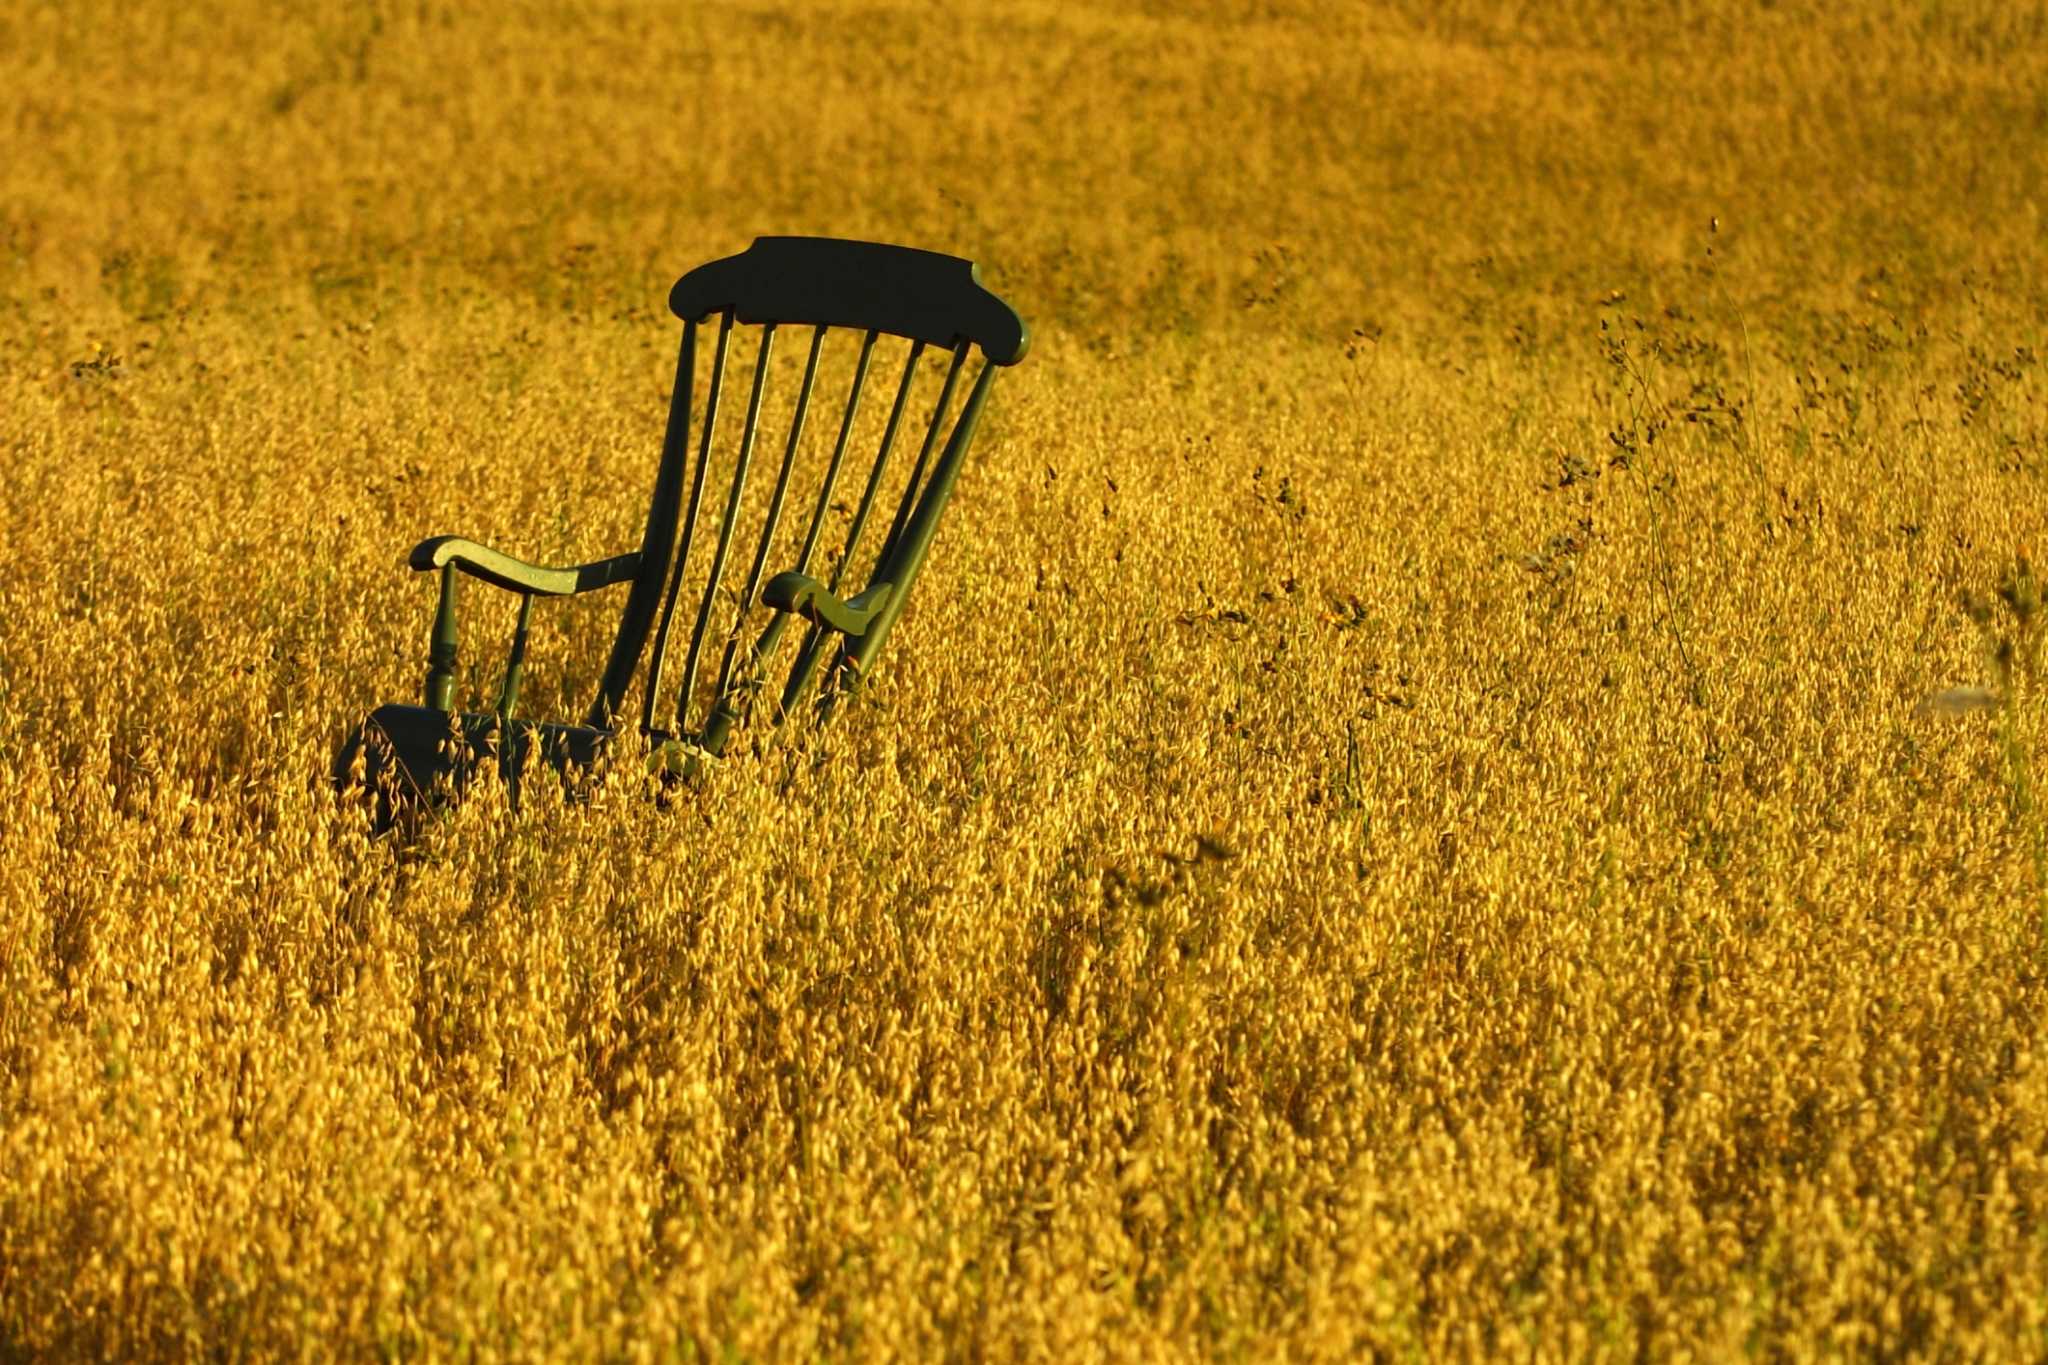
left=339, top=236, right=1029, bottom=816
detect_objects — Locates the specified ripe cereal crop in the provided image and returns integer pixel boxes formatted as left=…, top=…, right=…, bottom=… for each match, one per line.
left=2, top=2, right=2047, bottom=1357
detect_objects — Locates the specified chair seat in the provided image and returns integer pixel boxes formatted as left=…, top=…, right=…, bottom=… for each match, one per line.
left=346, top=705, right=717, bottom=820
left=355, top=704, right=612, bottom=807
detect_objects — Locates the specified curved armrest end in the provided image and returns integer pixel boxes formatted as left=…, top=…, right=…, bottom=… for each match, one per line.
left=409, top=536, right=640, bottom=597
left=763, top=572, right=894, bottom=636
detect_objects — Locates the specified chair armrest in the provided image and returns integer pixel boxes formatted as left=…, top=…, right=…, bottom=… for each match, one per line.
left=409, top=536, right=641, bottom=597
left=762, top=573, right=894, bottom=636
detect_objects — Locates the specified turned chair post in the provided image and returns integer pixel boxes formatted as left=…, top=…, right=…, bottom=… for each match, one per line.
left=424, top=563, right=459, bottom=712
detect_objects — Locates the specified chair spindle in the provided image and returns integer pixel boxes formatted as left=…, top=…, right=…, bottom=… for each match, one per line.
left=879, top=340, right=969, bottom=574
left=495, top=591, right=535, bottom=720
left=641, top=310, right=732, bottom=737
left=724, top=328, right=881, bottom=742
left=831, top=339, right=925, bottom=592
left=674, top=322, right=777, bottom=732
left=589, top=323, right=697, bottom=729
left=699, top=326, right=827, bottom=752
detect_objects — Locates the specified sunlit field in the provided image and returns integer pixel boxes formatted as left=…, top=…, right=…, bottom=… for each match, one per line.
left=4, top=0, right=2048, bottom=1356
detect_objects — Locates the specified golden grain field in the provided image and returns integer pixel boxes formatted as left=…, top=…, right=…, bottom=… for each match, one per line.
left=4, top=0, right=2048, bottom=1357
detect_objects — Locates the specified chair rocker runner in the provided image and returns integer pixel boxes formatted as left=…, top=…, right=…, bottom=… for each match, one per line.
left=341, top=236, right=1029, bottom=814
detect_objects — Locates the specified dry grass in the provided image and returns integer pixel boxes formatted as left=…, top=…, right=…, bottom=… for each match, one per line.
left=4, top=0, right=2048, bottom=1356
